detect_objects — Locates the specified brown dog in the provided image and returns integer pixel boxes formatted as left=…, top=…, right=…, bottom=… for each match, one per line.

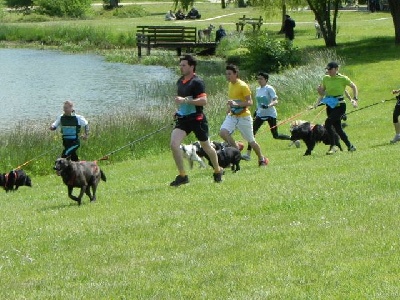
left=54, top=158, right=106, bottom=205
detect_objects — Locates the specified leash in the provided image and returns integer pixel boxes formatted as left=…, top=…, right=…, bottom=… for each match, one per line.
left=344, top=97, right=396, bottom=117
left=98, top=123, right=173, bottom=161
left=310, top=105, right=326, bottom=124
left=14, top=145, right=60, bottom=171
left=268, top=107, right=314, bottom=131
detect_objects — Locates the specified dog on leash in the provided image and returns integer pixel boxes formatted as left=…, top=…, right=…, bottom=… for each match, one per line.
left=290, top=120, right=343, bottom=156
left=194, top=141, right=242, bottom=172
left=198, top=24, right=215, bottom=42
left=0, top=169, right=32, bottom=192
left=180, top=144, right=207, bottom=169
left=54, top=158, right=106, bottom=205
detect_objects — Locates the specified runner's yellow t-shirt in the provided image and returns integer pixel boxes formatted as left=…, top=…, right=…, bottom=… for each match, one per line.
left=228, top=79, right=251, bottom=117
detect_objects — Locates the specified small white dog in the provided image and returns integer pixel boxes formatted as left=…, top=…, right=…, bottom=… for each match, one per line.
left=180, top=144, right=207, bottom=169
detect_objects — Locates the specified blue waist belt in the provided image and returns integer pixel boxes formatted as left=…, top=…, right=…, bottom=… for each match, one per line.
left=321, top=96, right=344, bottom=108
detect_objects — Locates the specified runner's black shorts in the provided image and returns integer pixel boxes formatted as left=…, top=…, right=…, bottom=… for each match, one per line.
left=174, top=113, right=209, bottom=141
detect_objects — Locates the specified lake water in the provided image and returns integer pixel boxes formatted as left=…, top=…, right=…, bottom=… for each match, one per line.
left=0, top=48, right=175, bottom=131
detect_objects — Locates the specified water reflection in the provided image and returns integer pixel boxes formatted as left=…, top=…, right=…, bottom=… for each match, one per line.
left=0, top=49, right=176, bottom=131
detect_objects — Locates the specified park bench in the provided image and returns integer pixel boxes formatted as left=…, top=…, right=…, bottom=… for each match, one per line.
left=235, top=15, right=263, bottom=32
left=136, top=25, right=216, bottom=57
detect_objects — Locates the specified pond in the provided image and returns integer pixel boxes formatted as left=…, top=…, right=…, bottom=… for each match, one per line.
left=0, top=48, right=176, bottom=131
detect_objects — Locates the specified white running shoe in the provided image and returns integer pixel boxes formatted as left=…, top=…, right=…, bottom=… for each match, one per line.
left=326, top=146, right=338, bottom=155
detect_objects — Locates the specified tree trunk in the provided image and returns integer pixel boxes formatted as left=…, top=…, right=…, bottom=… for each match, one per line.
left=307, top=0, right=340, bottom=47
left=221, top=0, right=226, bottom=9
left=279, top=2, right=287, bottom=34
left=388, top=0, right=400, bottom=44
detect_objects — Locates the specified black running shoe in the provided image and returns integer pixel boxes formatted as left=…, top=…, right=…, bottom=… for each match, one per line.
left=213, top=171, right=223, bottom=183
left=170, top=175, right=189, bottom=186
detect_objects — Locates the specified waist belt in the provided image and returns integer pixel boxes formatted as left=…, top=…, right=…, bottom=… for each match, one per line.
left=330, top=95, right=345, bottom=106
left=322, top=96, right=345, bottom=108
left=329, top=95, right=344, bottom=100
left=175, top=113, right=204, bottom=121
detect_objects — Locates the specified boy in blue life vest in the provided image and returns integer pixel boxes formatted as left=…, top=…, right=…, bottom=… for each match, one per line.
left=50, top=100, right=89, bottom=161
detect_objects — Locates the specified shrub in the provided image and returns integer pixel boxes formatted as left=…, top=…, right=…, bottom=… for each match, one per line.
left=242, top=31, right=301, bottom=73
left=34, top=0, right=92, bottom=18
left=215, top=32, right=246, bottom=58
left=112, top=5, right=149, bottom=18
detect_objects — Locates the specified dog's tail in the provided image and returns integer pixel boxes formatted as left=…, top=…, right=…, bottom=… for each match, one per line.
left=100, top=170, right=107, bottom=182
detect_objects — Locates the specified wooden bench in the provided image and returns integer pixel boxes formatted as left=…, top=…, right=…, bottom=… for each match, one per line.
left=136, top=26, right=216, bottom=57
left=236, top=15, right=263, bottom=32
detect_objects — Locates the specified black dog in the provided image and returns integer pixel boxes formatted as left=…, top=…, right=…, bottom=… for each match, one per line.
left=54, top=158, right=107, bottom=205
left=0, top=169, right=32, bottom=192
left=194, top=142, right=242, bottom=172
left=290, top=122, right=343, bottom=156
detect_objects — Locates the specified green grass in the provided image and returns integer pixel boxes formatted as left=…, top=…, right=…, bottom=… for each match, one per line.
left=1, top=2, right=400, bottom=299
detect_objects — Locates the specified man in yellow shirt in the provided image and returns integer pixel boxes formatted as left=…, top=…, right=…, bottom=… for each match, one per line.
left=219, top=64, right=269, bottom=166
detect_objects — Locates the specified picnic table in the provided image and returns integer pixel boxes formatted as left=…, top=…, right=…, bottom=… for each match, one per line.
left=236, top=15, right=263, bottom=32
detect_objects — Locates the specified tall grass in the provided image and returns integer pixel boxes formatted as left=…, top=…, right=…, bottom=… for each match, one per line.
left=0, top=24, right=136, bottom=49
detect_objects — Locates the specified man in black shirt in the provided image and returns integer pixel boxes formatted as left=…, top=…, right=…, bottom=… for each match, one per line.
left=170, top=55, right=223, bottom=186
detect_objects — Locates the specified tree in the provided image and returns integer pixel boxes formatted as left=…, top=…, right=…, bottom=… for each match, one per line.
left=388, top=0, right=400, bottom=44
left=173, top=0, right=195, bottom=12
left=5, top=0, right=33, bottom=9
left=306, top=0, right=341, bottom=47
left=251, top=0, right=306, bottom=33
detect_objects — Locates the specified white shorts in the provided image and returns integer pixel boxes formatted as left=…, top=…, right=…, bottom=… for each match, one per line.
left=220, top=115, right=255, bottom=143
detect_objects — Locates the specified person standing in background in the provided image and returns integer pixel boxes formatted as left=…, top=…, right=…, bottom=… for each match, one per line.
left=284, top=14, right=296, bottom=41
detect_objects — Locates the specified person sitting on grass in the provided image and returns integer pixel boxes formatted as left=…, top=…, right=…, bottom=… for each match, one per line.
left=165, top=10, right=176, bottom=21
left=175, top=9, right=185, bottom=20
left=186, top=7, right=201, bottom=19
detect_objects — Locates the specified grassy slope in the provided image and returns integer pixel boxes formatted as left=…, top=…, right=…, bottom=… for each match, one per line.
left=1, top=3, right=400, bottom=299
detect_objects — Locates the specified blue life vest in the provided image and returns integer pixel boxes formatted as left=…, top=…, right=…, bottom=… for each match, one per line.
left=60, top=115, right=80, bottom=140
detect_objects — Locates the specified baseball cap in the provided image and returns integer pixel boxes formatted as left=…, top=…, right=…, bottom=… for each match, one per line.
left=326, top=61, right=339, bottom=69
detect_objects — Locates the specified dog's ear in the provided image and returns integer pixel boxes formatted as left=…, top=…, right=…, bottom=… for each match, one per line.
left=26, top=176, right=32, bottom=187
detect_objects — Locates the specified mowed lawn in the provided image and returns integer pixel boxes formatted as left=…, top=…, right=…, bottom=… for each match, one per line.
left=1, top=2, right=400, bottom=299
